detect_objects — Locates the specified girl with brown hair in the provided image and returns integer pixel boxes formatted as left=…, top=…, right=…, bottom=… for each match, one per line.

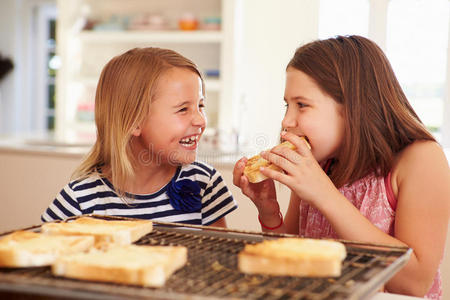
left=42, top=47, right=237, bottom=227
left=233, top=35, right=449, bottom=298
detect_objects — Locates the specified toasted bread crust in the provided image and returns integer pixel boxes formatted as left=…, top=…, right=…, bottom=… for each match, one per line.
left=41, top=217, right=153, bottom=245
left=52, top=245, right=187, bottom=287
left=0, top=231, right=94, bottom=267
left=53, top=262, right=167, bottom=286
left=238, top=238, right=346, bottom=277
left=244, top=140, right=304, bottom=183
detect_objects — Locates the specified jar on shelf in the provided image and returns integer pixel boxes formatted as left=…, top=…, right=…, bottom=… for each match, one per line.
left=201, top=17, right=221, bottom=31
left=128, top=13, right=168, bottom=31
left=178, top=12, right=198, bottom=31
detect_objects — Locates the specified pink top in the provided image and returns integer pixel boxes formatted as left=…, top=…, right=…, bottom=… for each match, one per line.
left=298, top=172, right=442, bottom=299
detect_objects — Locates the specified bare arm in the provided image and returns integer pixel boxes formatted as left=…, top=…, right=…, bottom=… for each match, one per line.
left=210, top=217, right=227, bottom=228
left=385, top=141, right=450, bottom=295
left=283, top=192, right=301, bottom=234
left=232, top=155, right=302, bottom=234
left=317, top=141, right=449, bottom=296
left=261, top=133, right=449, bottom=297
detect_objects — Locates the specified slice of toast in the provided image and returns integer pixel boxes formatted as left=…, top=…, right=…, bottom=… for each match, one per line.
left=238, top=238, right=346, bottom=277
left=41, top=217, right=153, bottom=245
left=52, top=244, right=187, bottom=287
left=0, top=231, right=94, bottom=267
left=244, top=139, right=310, bottom=183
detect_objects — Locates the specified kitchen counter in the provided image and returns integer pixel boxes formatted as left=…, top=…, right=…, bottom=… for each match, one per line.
left=0, top=134, right=250, bottom=166
left=0, top=134, right=92, bottom=158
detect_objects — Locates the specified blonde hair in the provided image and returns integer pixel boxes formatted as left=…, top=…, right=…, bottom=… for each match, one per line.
left=72, top=47, right=204, bottom=196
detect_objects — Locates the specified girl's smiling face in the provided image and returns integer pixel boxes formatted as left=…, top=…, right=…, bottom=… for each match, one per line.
left=132, top=67, right=206, bottom=166
left=282, top=67, right=345, bottom=164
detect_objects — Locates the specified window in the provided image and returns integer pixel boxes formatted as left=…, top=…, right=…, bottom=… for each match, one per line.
left=47, top=19, right=58, bottom=131
left=386, top=0, right=449, bottom=142
left=33, top=2, right=58, bottom=132
left=319, top=0, right=450, bottom=147
left=1, top=0, right=58, bottom=135
left=319, top=0, right=369, bottom=39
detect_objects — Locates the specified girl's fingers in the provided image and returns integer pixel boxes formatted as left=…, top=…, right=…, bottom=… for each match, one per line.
left=261, top=149, right=300, bottom=176
left=259, top=165, right=292, bottom=187
left=233, top=157, right=247, bottom=186
left=269, top=146, right=301, bottom=164
left=280, top=131, right=312, bottom=157
left=239, top=175, right=256, bottom=199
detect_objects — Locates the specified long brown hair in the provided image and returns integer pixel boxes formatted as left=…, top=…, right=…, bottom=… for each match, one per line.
left=287, top=35, right=435, bottom=187
left=73, top=47, right=204, bottom=196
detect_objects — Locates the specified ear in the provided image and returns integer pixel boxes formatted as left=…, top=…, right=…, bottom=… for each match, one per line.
left=131, top=126, right=142, bottom=137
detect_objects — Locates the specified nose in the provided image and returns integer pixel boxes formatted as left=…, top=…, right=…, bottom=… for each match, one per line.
left=281, top=106, right=297, bottom=130
left=193, top=109, right=206, bottom=128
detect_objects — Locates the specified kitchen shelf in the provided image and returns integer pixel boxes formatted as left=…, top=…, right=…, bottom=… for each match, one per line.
left=56, top=0, right=237, bottom=140
left=78, top=30, right=224, bottom=43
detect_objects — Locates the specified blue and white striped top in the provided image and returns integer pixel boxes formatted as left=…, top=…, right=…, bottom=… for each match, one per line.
left=41, top=161, right=237, bottom=225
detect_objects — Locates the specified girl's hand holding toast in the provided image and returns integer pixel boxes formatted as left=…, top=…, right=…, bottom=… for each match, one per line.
left=233, top=157, right=280, bottom=218
left=259, top=132, right=339, bottom=209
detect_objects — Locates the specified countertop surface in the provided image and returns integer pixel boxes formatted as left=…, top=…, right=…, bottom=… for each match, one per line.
left=2, top=134, right=449, bottom=163
left=0, top=134, right=92, bottom=158
left=0, top=134, right=249, bottom=166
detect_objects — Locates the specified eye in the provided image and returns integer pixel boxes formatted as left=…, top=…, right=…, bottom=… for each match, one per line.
left=199, top=103, right=205, bottom=109
left=297, top=102, right=307, bottom=108
left=177, top=107, right=188, bottom=113
left=284, top=102, right=288, bottom=108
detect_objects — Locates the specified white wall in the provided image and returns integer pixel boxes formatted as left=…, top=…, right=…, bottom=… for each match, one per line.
left=235, top=0, right=319, bottom=152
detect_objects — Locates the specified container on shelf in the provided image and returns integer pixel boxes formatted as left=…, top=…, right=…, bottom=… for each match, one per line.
left=178, top=12, right=199, bottom=31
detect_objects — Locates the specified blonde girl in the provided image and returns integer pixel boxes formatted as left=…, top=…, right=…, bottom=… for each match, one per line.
left=43, top=47, right=237, bottom=227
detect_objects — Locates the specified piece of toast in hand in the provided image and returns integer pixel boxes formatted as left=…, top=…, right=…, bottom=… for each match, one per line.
left=244, top=138, right=310, bottom=183
left=0, top=231, right=94, bottom=268
left=238, top=238, right=346, bottom=277
left=52, top=244, right=187, bottom=287
left=41, top=216, right=153, bottom=245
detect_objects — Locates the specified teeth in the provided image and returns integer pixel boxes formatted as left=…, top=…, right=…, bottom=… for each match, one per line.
left=180, top=135, right=198, bottom=144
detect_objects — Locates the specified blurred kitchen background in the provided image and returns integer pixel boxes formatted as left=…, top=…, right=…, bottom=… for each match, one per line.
left=0, top=0, right=449, bottom=151
left=0, top=0, right=449, bottom=297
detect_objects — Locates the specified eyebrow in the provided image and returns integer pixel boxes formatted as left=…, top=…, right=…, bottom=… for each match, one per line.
left=173, top=98, right=205, bottom=108
left=284, top=96, right=312, bottom=102
left=173, top=101, right=190, bottom=108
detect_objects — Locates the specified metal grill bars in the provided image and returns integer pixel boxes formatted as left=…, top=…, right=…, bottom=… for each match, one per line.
left=0, top=215, right=411, bottom=300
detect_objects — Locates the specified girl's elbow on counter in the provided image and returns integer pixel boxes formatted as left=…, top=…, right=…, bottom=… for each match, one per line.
left=386, top=276, right=434, bottom=298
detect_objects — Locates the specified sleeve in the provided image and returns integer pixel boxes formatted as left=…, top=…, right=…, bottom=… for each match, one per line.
left=201, top=168, right=237, bottom=225
left=41, top=183, right=83, bottom=222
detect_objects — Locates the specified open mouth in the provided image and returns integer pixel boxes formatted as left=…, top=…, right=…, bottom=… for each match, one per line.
left=179, top=135, right=199, bottom=148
